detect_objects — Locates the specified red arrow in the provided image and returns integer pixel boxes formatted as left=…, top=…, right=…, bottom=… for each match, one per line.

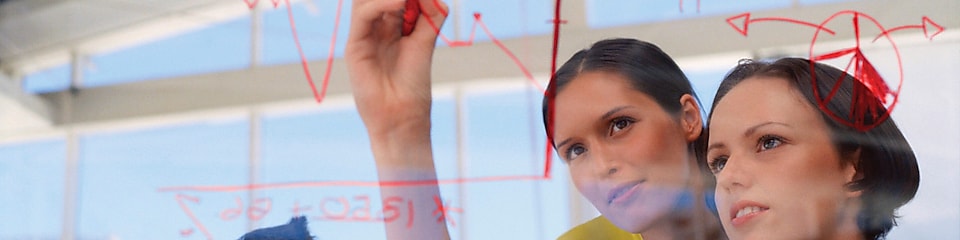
left=873, top=16, right=944, bottom=42
left=727, top=12, right=835, bottom=37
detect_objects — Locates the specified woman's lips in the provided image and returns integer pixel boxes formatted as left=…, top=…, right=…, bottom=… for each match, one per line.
left=729, top=200, right=769, bottom=227
left=607, top=180, right=644, bottom=205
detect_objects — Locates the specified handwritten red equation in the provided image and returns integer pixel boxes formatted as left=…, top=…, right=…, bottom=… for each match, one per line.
left=173, top=193, right=461, bottom=239
left=727, top=11, right=946, bottom=131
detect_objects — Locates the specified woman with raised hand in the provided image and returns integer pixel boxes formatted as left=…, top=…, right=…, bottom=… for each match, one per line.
left=345, top=0, right=724, bottom=239
left=705, top=58, right=920, bottom=240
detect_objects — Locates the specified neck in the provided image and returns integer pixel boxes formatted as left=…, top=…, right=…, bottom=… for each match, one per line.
left=640, top=166, right=724, bottom=240
left=827, top=198, right=865, bottom=240
left=637, top=190, right=723, bottom=240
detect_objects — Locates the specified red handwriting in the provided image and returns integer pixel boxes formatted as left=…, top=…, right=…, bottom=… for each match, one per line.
left=176, top=194, right=213, bottom=240
left=219, top=196, right=272, bottom=221
left=727, top=11, right=945, bottom=131
left=173, top=193, right=460, bottom=238
left=158, top=175, right=547, bottom=192
left=432, top=195, right=463, bottom=226
left=310, top=194, right=422, bottom=230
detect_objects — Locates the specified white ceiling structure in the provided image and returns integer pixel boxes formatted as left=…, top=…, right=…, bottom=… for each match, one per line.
left=0, top=0, right=245, bottom=73
left=0, top=0, right=957, bottom=137
left=0, top=0, right=246, bottom=134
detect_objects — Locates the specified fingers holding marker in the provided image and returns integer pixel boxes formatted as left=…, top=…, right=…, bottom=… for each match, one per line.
left=407, top=0, right=449, bottom=42
left=402, top=0, right=420, bottom=36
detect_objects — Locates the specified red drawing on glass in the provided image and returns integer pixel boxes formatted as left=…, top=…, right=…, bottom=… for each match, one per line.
left=432, top=195, right=464, bottom=226
left=176, top=194, right=213, bottom=240
left=727, top=11, right=945, bottom=131
left=159, top=0, right=564, bottom=194
left=220, top=196, right=273, bottom=221
left=242, top=0, right=343, bottom=104
left=244, top=0, right=543, bottom=103
left=168, top=193, right=459, bottom=238
left=415, top=2, right=543, bottom=91
left=310, top=194, right=420, bottom=229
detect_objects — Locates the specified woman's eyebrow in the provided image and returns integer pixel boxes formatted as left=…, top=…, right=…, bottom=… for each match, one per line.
left=743, top=121, right=792, bottom=137
left=600, top=106, right=633, bottom=120
left=555, top=106, right=633, bottom=151
left=707, top=142, right=726, bottom=152
left=708, top=122, right=792, bottom=152
left=556, top=138, right=572, bottom=151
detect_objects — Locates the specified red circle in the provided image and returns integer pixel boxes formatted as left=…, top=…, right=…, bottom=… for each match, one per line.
left=809, top=11, right=903, bottom=131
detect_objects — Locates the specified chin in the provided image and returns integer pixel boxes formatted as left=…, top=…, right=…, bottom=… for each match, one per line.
left=606, top=213, right=652, bottom=233
left=601, top=204, right=663, bottom=234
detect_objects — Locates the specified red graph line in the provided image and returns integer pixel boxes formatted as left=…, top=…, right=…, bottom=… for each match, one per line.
left=280, top=0, right=342, bottom=104
left=417, top=1, right=543, bottom=92
left=543, top=0, right=564, bottom=179
left=159, top=175, right=548, bottom=193
left=195, top=0, right=565, bottom=192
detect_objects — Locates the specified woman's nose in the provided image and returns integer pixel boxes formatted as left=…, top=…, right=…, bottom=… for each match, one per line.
left=717, top=154, right=750, bottom=194
left=593, top=145, right=621, bottom=177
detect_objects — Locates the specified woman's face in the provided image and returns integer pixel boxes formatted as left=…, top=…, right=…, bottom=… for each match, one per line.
left=553, top=71, right=701, bottom=232
left=707, top=76, right=861, bottom=239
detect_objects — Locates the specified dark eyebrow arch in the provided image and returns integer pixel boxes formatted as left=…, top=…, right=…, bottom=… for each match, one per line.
left=555, top=106, right=634, bottom=152
left=707, top=122, right=791, bottom=153
left=707, top=143, right=726, bottom=153
left=601, top=106, right=632, bottom=121
left=744, top=122, right=792, bottom=138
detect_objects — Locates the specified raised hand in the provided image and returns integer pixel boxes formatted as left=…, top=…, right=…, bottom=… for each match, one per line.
left=346, top=0, right=448, bottom=137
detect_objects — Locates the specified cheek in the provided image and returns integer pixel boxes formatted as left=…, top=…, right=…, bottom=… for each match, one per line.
left=568, top=165, right=599, bottom=200
left=714, top=190, right=732, bottom=220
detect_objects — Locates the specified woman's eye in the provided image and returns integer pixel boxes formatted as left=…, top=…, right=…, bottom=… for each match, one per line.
left=758, top=135, right=784, bottom=151
left=709, top=156, right=728, bottom=174
left=610, top=118, right=634, bottom=134
left=567, top=145, right=587, bottom=160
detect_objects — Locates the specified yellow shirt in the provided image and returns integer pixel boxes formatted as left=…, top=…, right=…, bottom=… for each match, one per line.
left=557, top=216, right=643, bottom=240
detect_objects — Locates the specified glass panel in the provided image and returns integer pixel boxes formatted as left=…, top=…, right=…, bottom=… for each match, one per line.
left=22, top=64, right=70, bottom=93
left=84, top=17, right=251, bottom=87
left=76, top=119, right=249, bottom=239
left=0, top=138, right=65, bottom=239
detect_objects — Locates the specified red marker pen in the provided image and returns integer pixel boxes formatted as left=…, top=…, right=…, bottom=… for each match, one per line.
left=402, top=0, right=420, bottom=36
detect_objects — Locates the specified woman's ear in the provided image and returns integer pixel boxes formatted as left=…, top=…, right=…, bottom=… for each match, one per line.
left=843, top=148, right=865, bottom=198
left=679, top=94, right=703, bottom=142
